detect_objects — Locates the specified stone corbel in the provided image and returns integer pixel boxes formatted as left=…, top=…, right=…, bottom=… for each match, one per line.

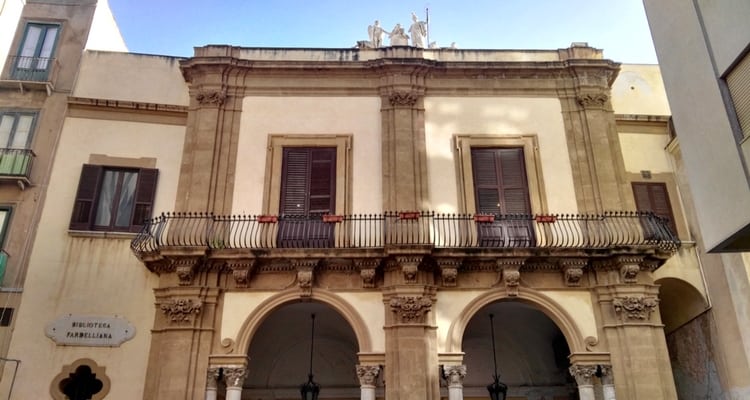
left=612, top=296, right=659, bottom=321
left=227, top=259, right=255, bottom=288
left=497, top=258, right=525, bottom=296
left=160, top=298, right=203, bottom=324
left=559, top=258, right=587, bottom=287
left=168, top=257, right=201, bottom=286
left=389, top=295, right=433, bottom=324
left=354, top=258, right=380, bottom=288
left=356, top=364, right=381, bottom=387
left=436, top=258, right=461, bottom=287
left=293, top=259, right=319, bottom=297
left=397, top=255, right=423, bottom=284
left=615, top=255, right=645, bottom=284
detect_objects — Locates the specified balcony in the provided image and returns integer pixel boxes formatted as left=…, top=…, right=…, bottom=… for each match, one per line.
left=0, top=56, right=60, bottom=95
left=0, top=149, right=34, bottom=189
left=131, top=211, right=678, bottom=269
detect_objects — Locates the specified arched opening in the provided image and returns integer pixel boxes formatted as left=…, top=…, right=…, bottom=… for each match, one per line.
left=243, top=301, right=361, bottom=400
left=656, top=277, right=717, bottom=398
left=461, top=300, right=577, bottom=399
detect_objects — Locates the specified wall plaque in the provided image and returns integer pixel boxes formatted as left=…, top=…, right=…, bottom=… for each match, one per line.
left=45, top=314, right=135, bottom=347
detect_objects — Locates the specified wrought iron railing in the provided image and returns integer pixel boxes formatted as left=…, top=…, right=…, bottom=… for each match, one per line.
left=6, top=56, right=59, bottom=83
left=0, top=149, right=34, bottom=179
left=130, top=211, right=679, bottom=256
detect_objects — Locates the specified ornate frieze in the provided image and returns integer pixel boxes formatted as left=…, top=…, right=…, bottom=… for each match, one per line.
left=436, top=258, right=461, bottom=287
left=576, top=92, right=609, bottom=109
left=195, top=90, right=226, bottom=106
left=569, top=364, right=598, bottom=386
left=388, top=91, right=419, bottom=107
left=222, top=366, right=247, bottom=388
left=160, top=298, right=203, bottom=323
left=356, top=365, right=381, bottom=386
left=442, top=365, right=467, bottom=387
left=612, top=296, right=659, bottom=321
left=389, top=295, right=433, bottom=323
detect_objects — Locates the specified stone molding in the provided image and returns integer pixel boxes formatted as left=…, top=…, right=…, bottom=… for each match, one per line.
left=388, top=91, right=419, bottom=107
left=612, top=296, right=659, bottom=321
left=195, top=90, right=226, bottom=106
left=389, top=295, right=433, bottom=323
left=160, top=298, right=203, bottom=323
left=222, top=366, right=247, bottom=388
left=569, top=364, right=598, bottom=386
left=356, top=365, right=381, bottom=386
left=442, top=365, right=467, bottom=387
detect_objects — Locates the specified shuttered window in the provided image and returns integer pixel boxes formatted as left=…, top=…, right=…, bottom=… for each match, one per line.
left=632, top=182, right=677, bottom=235
left=471, top=147, right=531, bottom=215
left=727, top=52, right=750, bottom=138
left=69, top=164, right=158, bottom=232
left=279, top=147, right=336, bottom=215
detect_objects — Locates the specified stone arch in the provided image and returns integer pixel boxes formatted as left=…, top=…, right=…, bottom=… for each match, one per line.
left=235, top=288, right=373, bottom=355
left=655, top=276, right=708, bottom=333
left=446, top=287, right=587, bottom=354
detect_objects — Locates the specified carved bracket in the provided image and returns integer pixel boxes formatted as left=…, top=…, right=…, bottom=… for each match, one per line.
left=160, top=298, right=203, bottom=323
left=612, top=296, right=659, bottom=321
left=354, top=258, right=380, bottom=288
left=356, top=365, right=381, bottom=387
left=397, top=256, right=423, bottom=284
left=497, top=258, right=525, bottom=296
left=436, top=258, right=461, bottom=287
left=293, top=259, right=319, bottom=297
left=227, top=260, right=255, bottom=288
left=559, top=258, right=587, bottom=287
left=389, top=295, right=433, bottom=324
left=168, top=257, right=201, bottom=286
left=615, top=255, right=645, bottom=284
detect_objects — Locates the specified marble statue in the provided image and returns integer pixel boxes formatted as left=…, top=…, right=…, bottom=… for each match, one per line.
left=409, top=12, right=427, bottom=48
left=368, top=20, right=386, bottom=48
left=389, top=23, right=409, bottom=46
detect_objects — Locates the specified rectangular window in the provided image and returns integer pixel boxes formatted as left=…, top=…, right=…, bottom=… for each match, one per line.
left=727, top=52, right=750, bottom=138
left=13, top=23, right=60, bottom=81
left=278, top=147, right=336, bottom=247
left=0, top=207, right=12, bottom=286
left=0, top=112, right=35, bottom=177
left=0, top=308, right=13, bottom=327
left=69, top=164, right=158, bottom=232
left=471, top=147, right=534, bottom=247
left=632, top=182, right=677, bottom=236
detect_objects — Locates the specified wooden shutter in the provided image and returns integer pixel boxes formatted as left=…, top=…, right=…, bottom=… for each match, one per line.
left=471, top=148, right=531, bottom=214
left=727, top=52, right=750, bottom=137
left=280, top=148, right=336, bottom=215
left=130, top=168, right=158, bottom=232
left=69, top=164, right=103, bottom=230
left=632, top=182, right=677, bottom=234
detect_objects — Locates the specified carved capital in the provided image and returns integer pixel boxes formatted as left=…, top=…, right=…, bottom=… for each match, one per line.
left=576, top=92, right=609, bottom=108
left=497, top=258, right=525, bottom=296
left=612, top=296, right=659, bottom=321
left=196, top=90, right=226, bottom=106
left=355, top=258, right=380, bottom=288
left=388, top=91, right=419, bottom=107
left=599, top=364, right=614, bottom=385
left=436, top=258, right=461, bottom=287
left=206, top=367, right=220, bottom=390
left=442, top=365, right=467, bottom=387
left=160, top=298, right=202, bottom=323
left=222, top=366, right=247, bottom=388
left=560, top=258, right=587, bottom=287
left=569, top=364, right=598, bottom=386
left=389, top=295, right=433, bottom=324
left=356, top=365, right=381, bottom=387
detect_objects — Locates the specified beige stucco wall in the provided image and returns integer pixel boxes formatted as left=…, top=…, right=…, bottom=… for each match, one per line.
left=424, top=97, right=577, bottom=214
left=611, top=64, right=671, bottom=116
left=74, top=51, right=189, bottom=105
left=234, top=96, right=383, bottom=214
left=0, top=117, right=184, bottom=399
left=619, top=132, right=672, bottom=174
left=84, top=0, right=127, bottom=52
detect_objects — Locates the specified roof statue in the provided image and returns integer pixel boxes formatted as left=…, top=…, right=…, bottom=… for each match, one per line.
left=388, top=23, right=409, bottom=46
left=367, top=20, right=386, bottom=48
left=359, top=12, right=437, bottom=49
left=409, top=12, right=427, bottom=48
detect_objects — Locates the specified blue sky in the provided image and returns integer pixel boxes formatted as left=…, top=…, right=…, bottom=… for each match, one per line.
left=108, top=0, right=658, bottom=63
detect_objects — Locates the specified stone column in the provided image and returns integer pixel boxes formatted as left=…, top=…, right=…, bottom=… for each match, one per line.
left=569, top=364, right=597, bottom=400
left=442, top=365, right=467, bottom=400
left=205, top=367, right=220, bottom=400
left=356, top=365, right=380, bottom=400
left=223, top=366, right=247, bottom=400
left=600, top=365, right=616, bottom=400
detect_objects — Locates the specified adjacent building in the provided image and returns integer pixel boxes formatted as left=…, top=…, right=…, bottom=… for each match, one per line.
left=0, top=1, right=740, bottom=399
